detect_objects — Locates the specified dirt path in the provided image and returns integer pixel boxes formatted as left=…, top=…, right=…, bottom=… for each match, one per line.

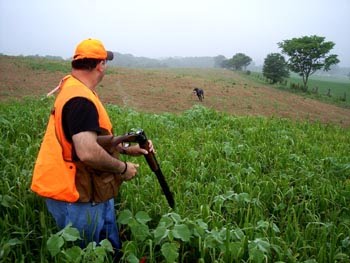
left=1, top=57, right=349, bottom=128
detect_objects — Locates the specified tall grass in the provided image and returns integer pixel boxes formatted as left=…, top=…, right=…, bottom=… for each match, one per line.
left=1, top=97, right=349, bottom=262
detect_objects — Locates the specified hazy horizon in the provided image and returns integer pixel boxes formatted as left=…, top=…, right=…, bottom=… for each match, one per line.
left=1, top=0, right=349, bottom=67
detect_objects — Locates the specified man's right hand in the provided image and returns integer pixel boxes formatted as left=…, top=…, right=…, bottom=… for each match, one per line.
left=121, top=162, right=139, bottom=181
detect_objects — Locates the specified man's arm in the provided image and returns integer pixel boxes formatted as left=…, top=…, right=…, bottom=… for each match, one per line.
left=73, top=131, right=138, bottom=181
left=63, top=97, right=140, bottom=181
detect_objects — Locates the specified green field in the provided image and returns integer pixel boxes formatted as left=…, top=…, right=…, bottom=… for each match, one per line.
left=247, top=71, right=350, bottom=107
left=1, top=97, right=349, bottom=262
left=289, top=75, right=349, bottom=100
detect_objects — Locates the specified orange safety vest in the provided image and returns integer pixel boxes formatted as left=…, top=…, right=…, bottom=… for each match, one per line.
left=31, top=75, right=113, bottom=202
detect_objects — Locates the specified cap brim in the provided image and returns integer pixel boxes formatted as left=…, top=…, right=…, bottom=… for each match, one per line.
left=106, top=51, right=114, bottom=61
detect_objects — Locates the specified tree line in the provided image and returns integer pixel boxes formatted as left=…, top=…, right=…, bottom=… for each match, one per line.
left=108, top=53, right=215, bottom=68
left=218, top=35, right=341, bottom=92
left=7, top=35, right=347, bottom=88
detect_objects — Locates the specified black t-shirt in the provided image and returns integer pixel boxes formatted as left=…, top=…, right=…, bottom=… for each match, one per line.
left=62, top=97, right=100, bottom=142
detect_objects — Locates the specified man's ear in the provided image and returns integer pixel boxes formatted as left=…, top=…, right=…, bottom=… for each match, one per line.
left=96, top=60, right=105, bottom=72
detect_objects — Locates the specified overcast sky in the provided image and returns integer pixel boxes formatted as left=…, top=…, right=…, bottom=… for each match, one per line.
left=0, top=0, right=349, bottom=66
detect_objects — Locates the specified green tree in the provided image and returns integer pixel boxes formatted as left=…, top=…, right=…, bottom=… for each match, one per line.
left=220, top=59, right=232, bottom=69
left=214, top=55, right=227, bottom=68
left=230, top=53, right=252, bottom=70
left=278, top=35, right=339, bottom=91
left=262, top=53, right=289, bottom=84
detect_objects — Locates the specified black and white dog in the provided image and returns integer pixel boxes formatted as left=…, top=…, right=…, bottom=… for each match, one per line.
left=193, top=88, right=204, bottom=102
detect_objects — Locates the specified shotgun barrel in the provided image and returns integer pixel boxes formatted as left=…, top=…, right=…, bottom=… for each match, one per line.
left=98, top=129, right=175, bottom=208
left=134, top=130, right=175, bottom=209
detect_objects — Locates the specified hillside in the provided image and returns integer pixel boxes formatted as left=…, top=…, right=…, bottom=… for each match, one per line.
left=1, top=55, right=350, bottom=127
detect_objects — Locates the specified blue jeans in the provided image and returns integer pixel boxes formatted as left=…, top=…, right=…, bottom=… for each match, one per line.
left=45, top=198, right=121, bottom=250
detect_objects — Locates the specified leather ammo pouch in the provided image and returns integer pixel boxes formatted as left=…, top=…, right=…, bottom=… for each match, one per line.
left=75, top=161, right=123, bottom=203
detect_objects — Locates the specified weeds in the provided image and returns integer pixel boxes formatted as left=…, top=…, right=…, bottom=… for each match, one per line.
left=1, top=99, right=350, bottom=262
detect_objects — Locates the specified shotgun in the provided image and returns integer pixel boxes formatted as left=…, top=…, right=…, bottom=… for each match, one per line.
left=98, top=129, right=175, bottom=208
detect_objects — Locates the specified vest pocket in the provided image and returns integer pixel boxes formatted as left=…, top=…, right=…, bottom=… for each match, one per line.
left=75, top=162, right=93, bottom=202
left=92, top=172, right=122, bottom=203
left=75, top=162, right=123, bottom=203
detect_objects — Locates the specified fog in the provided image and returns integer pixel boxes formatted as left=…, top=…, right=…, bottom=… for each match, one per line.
left=0, top=0, right=349, bottom=66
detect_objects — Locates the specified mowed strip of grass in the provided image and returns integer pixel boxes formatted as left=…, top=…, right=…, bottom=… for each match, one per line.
left=248, top=71, right=350, bottom=108
left=289, top=75, right=350, bottom=102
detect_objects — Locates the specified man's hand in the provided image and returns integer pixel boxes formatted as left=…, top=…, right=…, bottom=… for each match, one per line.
left=123, top=140, right=155, bottom=156
left=120, top=162, right=139, bottom=181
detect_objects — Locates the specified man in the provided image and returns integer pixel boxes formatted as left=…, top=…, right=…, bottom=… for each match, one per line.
left=31, top=38, right=153, bottom=256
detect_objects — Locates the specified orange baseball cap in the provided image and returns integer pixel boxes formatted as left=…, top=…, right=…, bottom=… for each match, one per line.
left=73, top=38, right=114, bottom=61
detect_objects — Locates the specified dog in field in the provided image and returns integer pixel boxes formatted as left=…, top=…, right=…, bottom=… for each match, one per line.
left=193, top=88, right=204, bottom=102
